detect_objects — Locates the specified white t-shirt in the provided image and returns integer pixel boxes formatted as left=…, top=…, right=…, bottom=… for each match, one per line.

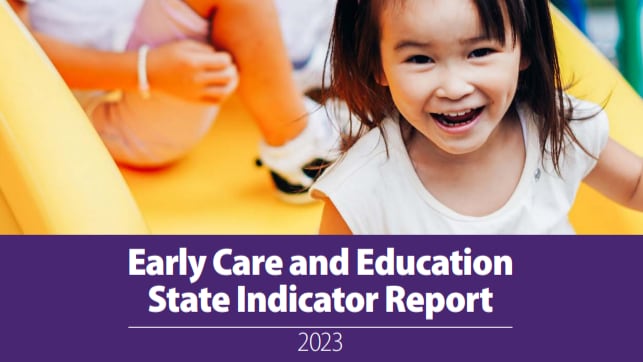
left=27, top=0, right=336, bottom=60
left=27, top=0, right=145, bottom=51
left=275, top=0, right=335, bottom=65
left=311, top=97, right=610, bottom=234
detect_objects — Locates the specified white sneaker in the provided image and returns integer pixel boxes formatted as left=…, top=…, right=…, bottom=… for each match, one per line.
left=258, top=97, right=342, bottom=204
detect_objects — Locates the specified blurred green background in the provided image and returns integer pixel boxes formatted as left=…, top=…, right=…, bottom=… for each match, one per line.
left=554, top=0, right=643, bottom=95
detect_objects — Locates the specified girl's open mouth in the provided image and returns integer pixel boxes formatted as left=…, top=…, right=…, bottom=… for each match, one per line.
left=430, top=107, right=484, bottom=128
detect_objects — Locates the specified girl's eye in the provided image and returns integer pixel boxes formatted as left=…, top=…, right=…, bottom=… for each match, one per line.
left=405, top=55, right=433, bottom=64
left=469, top=48, right=494, bottom=58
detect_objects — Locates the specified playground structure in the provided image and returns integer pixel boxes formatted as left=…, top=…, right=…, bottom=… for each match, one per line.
left=554, top=0, right=643, bottom=94
left=0, top=2, right=642, bottom=234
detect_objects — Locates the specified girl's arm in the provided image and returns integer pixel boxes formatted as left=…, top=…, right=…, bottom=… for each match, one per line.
left=8, top=0, right=138, bottom=91
left=318, top=198, right=353, bottom=235
left=32, top=35, right=238, bottom=103
left=584, top=138, right=643, bottom=211
left=7, top=0, right=237, bottom=103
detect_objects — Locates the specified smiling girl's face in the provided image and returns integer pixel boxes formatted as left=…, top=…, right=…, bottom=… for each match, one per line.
left=377, top=0, right=530, bottom=156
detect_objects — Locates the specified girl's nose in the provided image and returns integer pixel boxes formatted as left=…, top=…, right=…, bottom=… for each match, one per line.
left=435, top=69, right=475, bottom=100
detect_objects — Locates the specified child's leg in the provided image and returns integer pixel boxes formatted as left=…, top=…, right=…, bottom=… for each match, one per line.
left=185, top=0, right=308, bottom=146
left=186, top=0, right=341, bottom=203
left=185, top=0, right=340, bottom=203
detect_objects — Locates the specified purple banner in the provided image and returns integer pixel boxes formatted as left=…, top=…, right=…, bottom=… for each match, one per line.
left=1, top=236, right=641, bottom=361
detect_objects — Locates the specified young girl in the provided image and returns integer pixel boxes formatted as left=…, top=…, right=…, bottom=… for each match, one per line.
left=9, top=0, right=339, bottom=203
left=311, top=0, right=643, bottom=234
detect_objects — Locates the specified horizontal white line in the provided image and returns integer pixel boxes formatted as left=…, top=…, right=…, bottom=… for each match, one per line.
left=128, top=326, right=513, bottom=330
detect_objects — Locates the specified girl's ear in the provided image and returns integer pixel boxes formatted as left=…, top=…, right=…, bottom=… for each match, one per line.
left=375, top=70, right=389, bottom=86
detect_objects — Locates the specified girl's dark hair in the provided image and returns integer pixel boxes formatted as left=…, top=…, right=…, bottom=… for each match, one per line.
left=326, top=0, right=587, bottom=174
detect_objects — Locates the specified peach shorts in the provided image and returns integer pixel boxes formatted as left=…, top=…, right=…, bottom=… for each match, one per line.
left=79, top=0, right=219, bottom=168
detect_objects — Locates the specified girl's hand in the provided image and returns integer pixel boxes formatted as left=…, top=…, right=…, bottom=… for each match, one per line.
left=146, top=39, right=238, bottom=104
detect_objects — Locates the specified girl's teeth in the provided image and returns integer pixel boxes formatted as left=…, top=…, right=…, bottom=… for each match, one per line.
left=430, top=107, right=483, bottom=127
left=442, top=109, right=473, bottom=117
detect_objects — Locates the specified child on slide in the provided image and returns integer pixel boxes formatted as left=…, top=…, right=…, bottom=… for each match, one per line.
left=10, top=0, right=339, bottom=204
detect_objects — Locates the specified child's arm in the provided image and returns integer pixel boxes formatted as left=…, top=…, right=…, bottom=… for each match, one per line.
left=584, top=139, right=643, bottom=211
left=8, top=0, right=237, bottom=104
left=35, top=36, right=238, bottom=104
left=318, top=198, right=353, bottom=235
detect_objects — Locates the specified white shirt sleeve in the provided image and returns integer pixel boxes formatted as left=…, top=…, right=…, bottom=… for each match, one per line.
left=567, top=96, right=610, bottom=179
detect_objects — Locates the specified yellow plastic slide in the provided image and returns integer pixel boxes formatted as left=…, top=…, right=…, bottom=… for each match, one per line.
left=0, top=3, right=641, bottom=234
left=553, top=10, right=643, bottom=233
left=0, top=2, right=146, bottom=234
